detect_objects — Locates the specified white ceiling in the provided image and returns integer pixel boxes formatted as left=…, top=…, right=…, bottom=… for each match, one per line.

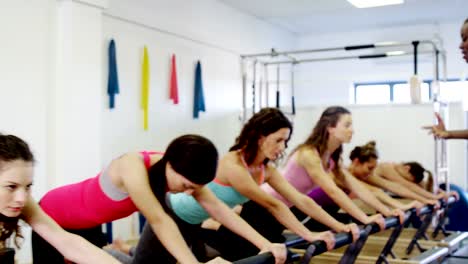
left=217, top=0, right=467, bottom=35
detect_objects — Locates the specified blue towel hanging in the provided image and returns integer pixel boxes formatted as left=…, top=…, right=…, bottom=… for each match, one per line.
left=107, top=39, right=119, bottom=109
left=193, top=61, right=206, bottom=118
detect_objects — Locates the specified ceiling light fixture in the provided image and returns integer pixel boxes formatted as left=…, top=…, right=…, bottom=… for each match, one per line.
left=347, top=0, right=404, bottom=8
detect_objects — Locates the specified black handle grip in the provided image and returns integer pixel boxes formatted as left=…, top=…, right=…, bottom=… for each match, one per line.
left=232, top=250, right=301, bottom=264
left=344, top=44, right=375, bottom=50
left=291, top=96, right=296, bottom=115
left=359, top=54, right=387, bottom=59
left=276, top=91, right=280, bottom=108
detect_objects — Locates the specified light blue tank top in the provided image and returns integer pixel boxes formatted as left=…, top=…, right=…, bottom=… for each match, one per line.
left=169, top=181, right=249, bottom=224
left=169, top=155, right=265, bottom=224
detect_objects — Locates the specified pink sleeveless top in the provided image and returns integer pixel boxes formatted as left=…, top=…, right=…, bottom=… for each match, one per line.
left=40, top=151, right=160, bottom=229
left=261, top=150, right=335, bottom=207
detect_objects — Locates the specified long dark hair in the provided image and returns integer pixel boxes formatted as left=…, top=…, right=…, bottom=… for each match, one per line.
left=292, top=106, right=350, bottom=173
left=230, top=108, right=293, bottom=165
left=163, top=134, right=218, bottom=185
left=404, top=161, right=433, bottom=191
left=148, top=134, right=218, bottom=187
left=0, top=134, right=34, bottom=248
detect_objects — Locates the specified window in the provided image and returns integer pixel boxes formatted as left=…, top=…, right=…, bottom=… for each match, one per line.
left=355, top=84, right=390, bottom=104
left=438, top=81, right=468, bottom=103
left=393, top=82, right=430, bottom=103
left=353, top=79, right=467, bottom=106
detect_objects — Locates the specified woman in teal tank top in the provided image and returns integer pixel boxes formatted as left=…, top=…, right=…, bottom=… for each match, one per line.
left=132, top=108, right=336, bottom=263
left=178, top=108, right=338, bottom=260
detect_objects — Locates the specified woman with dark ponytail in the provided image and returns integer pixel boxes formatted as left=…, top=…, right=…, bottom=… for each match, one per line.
left=32, top=134, right=231, bottom=264
left=372, top=159, right=458, bottom=202
left=348, top=141, right=429, bottom=209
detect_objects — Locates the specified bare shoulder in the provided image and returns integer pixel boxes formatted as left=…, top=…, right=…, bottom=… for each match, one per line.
left=376, top=162, right=392, bottom=173
left=296, top=147, right=320, bottom=166
left=218, top=151, right=243, bottom=170
left=110, top=152, right=140, bottom=167
left=217, top=151, right=248, bottom=182
left=111, top=151, right=163, bottom=166
left=263, top=162, right=281, bottom=181
left=149, top=152, right=164, bottom=166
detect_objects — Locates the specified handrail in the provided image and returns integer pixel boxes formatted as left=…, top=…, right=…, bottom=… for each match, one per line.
left=232, top=213, right=409, bottom=264
left=232, top=197, right=459, bottom=264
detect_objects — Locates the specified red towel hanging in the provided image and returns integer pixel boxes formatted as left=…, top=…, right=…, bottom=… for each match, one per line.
left=169, top=54, right=179, bottom=104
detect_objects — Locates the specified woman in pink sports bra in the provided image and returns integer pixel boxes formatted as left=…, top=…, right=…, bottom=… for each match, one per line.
left=0, top=133, right=120, bottom=264
left=292, top=106, right=393, bottom=228
left=32, top=134, right=234, bottom=264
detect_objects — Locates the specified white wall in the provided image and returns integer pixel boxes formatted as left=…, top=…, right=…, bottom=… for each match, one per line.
left=101, top=0, right=296, bottom=159
left=0, top=1, right=54, bottom=262
left=50, top=0, right=104, bottom=188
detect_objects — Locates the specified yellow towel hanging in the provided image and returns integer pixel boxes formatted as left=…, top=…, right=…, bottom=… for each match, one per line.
left=141, top=46, right=150, bottom=130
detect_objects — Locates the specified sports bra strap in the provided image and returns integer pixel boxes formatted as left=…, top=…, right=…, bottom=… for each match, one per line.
left=140, top=151, right=163, bottom=169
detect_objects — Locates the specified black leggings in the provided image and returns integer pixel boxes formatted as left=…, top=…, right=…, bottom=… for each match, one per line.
left=131, top=210, right=207, bottom=264
left=204, top=201, right=356, bottom=261
left=205, top=200, right=286, bottom=261
left=290, top=204, right=355, bottom=230
left=31, top=225, right=107, bottom=264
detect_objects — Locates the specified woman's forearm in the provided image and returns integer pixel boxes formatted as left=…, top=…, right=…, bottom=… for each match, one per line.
left=212, top=206, right=270, bottom=250
left=267, top=201, right=315, bottom=241
left=372, top=189, right=407, bottom=210
left=295, top=197, right=345, bottom=232
left=60, top=234, right=120, bottom=264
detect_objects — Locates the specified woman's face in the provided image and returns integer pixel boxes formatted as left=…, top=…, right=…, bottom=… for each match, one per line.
left=259, top=127, right=291, bottom=161
left=166, top=163, right=203, bottom=195
left=0, top=160, right=33, bottom=217
left=352, top=157, right=377, bottom=179
left=329, top=114, right=354, bottom=143
left=460, top=22, right=468, bottom=63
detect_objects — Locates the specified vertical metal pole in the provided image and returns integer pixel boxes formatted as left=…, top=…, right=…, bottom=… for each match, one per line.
left=412, top=41, right=419, bottom=75
left=265, top=64, right=269, bottom=107
left=435, top=49, right=440, bottom=81
left=252, top=60, right=257, bottom=115
left=276, top=65, right=280, bottom=108
left=430, top=44, right=443, bottom=195
left=259, top=63, right=263, bottom=110
left=441, top=52, right=450, bottom=192
left=291, top=64, right=296, bottom=115
left=241, top=59, right=247, bottom=123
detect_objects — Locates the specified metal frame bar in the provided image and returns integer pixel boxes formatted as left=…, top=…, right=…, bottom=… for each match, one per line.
left=233, top=197, right=456, bottom=264
left=263, top=50, right=433, bottom=66
left=232, top=218, right=392, bottom=264
left=240, top=41, right=434, bottom=59
left=239, top=39, right=444, bottom=122
left=240, top=39, right=448, bottom=205
left=376, top=211, right=413, bottom=264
